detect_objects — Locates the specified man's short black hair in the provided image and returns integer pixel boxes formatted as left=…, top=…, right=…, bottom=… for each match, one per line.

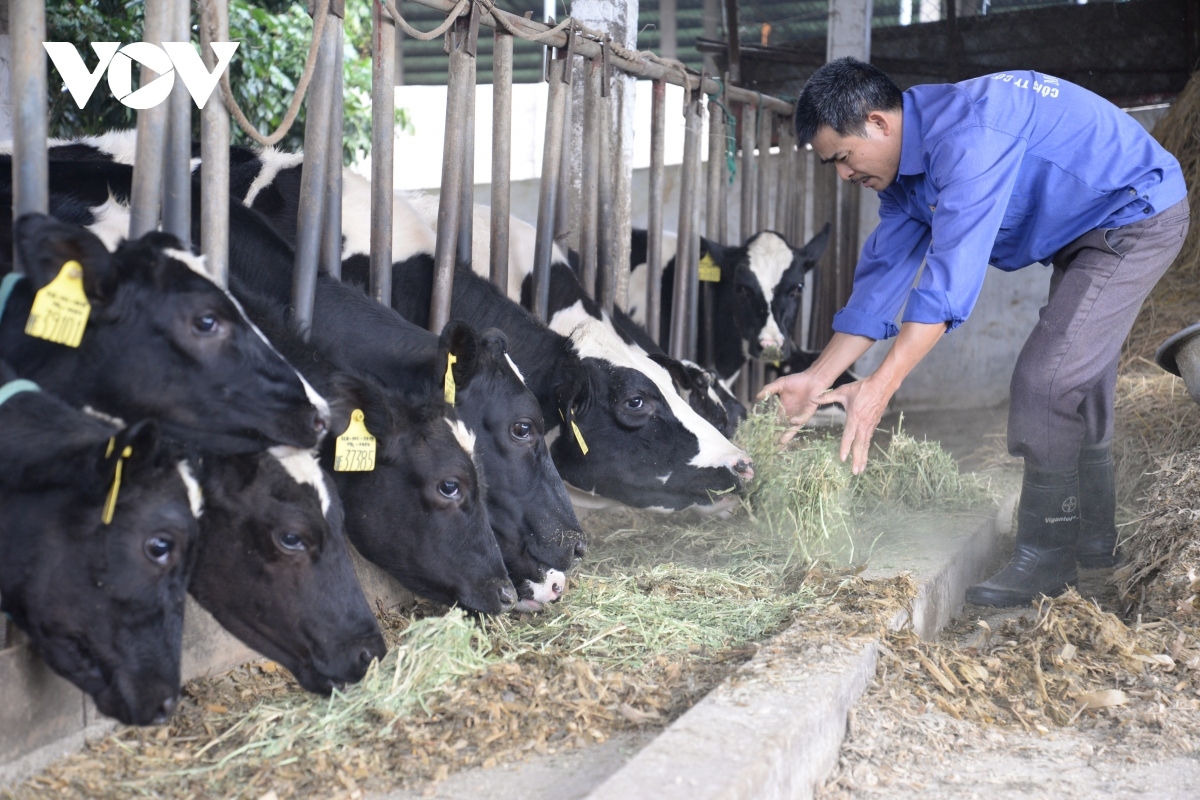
left=793, top=57, right=904, bottom=145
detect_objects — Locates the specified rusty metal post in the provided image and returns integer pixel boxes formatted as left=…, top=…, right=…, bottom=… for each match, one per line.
left=554, top=29, right=575, bottom=246
left=370, top=0, right=396, bottom=299
left=579, top=56, right=602, bottom=300
left=739, top=99, right=756, bottom=243
left=595, top=52, right=615, bottom=313
left=669, top=91, right=702, bottom=362
left=490, top=28, right=513, bottom=292
left=457, top=58, right=476, bottom=267
left=200, top=0, right=230, bottom=287
left=645, top=79, right=666, bottom=344
left=703, top=97, right=724, bottom=367
left=776, top=121, right=794, bottom=236
left=129, top=0, right=170, bottom=239
left=532, top=51, right=568, bottom=321
left=321, top=31, right=344, bottom=279
left=756, top=110, right=773, bottom=235
left=162, top=0, right=193, bottom=245
left=431, top=5, right=478, bottom=332
left=291, top=0, right=341, bottom=335
left=12, top=0, right=47, bottom=272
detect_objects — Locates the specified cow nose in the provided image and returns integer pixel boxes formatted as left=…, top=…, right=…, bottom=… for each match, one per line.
left=498, top=582, right=517, bottom=612
left=573, top=538, right=588, bottom=560
left=760, top=337, right=782, bottom=349
left=152, top=695, right=178, bottom=726
left=356, top=646, right=378, bottom=670
left=734, top=459, right=755, bottom=481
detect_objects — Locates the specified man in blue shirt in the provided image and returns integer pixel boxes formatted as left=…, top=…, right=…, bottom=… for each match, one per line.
left=761, top=57, right=1189, bottom=607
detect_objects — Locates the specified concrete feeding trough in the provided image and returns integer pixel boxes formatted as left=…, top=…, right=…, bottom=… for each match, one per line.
left=1155, top=321, right=1200, bottom=405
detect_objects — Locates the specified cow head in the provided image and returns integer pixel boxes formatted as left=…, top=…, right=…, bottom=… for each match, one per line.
left=190, top=448, right=385, bottom=695
left=329, top=386, right=516, bottom=615
left=730, top=225, right=831, bottom=362
left=546, top=302, right=754, bottom=511
left=0, top=395, right=200, bottom=726
left=6, top=214, right=330, bottom=455
left=649, top=355, right=747, bottom=439
left=439, top=322, right=585, bottom=592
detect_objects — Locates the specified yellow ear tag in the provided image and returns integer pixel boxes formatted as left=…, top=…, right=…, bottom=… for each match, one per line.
left=101, top=437, right=133, bottom=525
left=570, top=411, right=588, bottom=455
left=334, top=409, right=376, bottom=472
left=444, top=353, right=457, bottom=406
left=26, top=260, right=90, bottom=348
left=698, top=253, right=721, bottom=283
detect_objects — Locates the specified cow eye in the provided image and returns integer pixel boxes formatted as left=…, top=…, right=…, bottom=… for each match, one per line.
left=192, top=313, right=221, bottom=336
left=787, top=284, right=802, bottom=296
left=143, top=535, right=174, bottom=565
left=625, top=396, right=645, bottom=411
left=276, top=530, right=307, bottom=552
left=510, top=421, right=533, bottom=441
left=438, top=480, right=461, bottom=499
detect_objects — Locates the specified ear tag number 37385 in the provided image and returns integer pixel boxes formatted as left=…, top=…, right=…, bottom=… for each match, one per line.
left=26, top=260, right=90, bottom=348
left=334, top=409, right=376, bottom=472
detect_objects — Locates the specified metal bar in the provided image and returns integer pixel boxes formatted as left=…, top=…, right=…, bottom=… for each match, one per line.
left=579, top=56, right=602, bottom=300
left=645, top=79, right=666, bottom=344
left=756, top=110, right=773, bottom=235
left=396, top=0, right=795, bottom=113
left=739, top=100, right=755, bottom=242
left=370, top=0, right=396, bottom=300
left=457, top=55, right=476, bottom=267
left=532, top=55, right=567, bottom=320
left=129, top=0, right=170, bottom=239
left=554, top=32, right=574, bottom=246
left=321, top=30, right=344, bottom=279
left=719, top=76, right=730, bottom=247
left=775, top=123, right=792, bottom=235
left=489, top=28, right=513, bottom=292
left=703, top=98, right=723, bottom=368
left=684, top=100, right=702, bottom=364
left=595, top=52, right=614, bottom=313
left=669, top=95, right=701, bottom=362
left=751, top=358, right=765, bottom=400
left=12, top=0, right=48, bottom=273
left=430, top=12, right=475, bottom=332
left=291, top=1, right=340, bottom=336
left=200, top=0, right=230, bottom=288
left=162, top=0, right=192, bottom=245
left=723, top=0, right=741, bottom=84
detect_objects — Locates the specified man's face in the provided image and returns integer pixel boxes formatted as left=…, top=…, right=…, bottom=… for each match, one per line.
left=811, top=111, right=902, bottom=192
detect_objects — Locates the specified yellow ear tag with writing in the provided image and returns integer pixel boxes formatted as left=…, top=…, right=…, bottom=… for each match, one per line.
left=334, top=409, right=377, bottom=472
left=102, top=437, right=133, bottom=525
left=26, top=260, right=90, bottom=348
left=444, top=353, right=457, bottom=406
left=570, top=411, right=589, bottom=456
left=698, top=253, right=721, bottom=283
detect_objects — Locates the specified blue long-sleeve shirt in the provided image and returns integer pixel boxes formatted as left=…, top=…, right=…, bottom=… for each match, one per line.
left=833, top=71, right=1188, bottom=340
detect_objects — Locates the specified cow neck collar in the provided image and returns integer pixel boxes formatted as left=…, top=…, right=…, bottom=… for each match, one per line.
left=0, top=378, right=39, bottom=407
left=0, top=272, right=26, bottom=327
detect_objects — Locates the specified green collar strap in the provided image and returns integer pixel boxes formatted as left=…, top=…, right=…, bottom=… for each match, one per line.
left=0, top=378, right=40, bottom=408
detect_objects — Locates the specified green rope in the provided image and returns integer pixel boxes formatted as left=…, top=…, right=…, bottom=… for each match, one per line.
left=705, top=77, right=738, bottom=187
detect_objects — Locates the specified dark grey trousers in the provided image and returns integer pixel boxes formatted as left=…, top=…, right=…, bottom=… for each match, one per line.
left=1008, top=198, right=1191, bottom=469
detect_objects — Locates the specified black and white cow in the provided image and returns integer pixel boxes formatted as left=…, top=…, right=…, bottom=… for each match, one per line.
left=627, top=225, right=831, bottom=383
left=0, top=366, right=201, bottom=725
left=0, top=203, right=330, bottom=455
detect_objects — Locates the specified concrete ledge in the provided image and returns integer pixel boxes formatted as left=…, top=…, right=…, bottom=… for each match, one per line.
left=585, top=511, right=1003, bottom=800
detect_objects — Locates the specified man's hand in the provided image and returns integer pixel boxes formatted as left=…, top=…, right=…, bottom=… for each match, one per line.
left=758, top=371, right=834, bottom=444
left=816, top=376, right=895, bottom=475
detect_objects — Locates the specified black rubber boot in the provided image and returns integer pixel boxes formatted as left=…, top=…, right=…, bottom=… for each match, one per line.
left=966, top=463, right=1080, bottom=607
left=1077, top=442, right=1120, bottom=569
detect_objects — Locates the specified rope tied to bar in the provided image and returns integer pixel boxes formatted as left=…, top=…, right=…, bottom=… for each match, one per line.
left=473, top=0, right=574, bottom=43
left=203, top=0, right=330, bottom=147
left=380, top=0, right=472, bottom=41
left=705, top=77, right=738, bottom=186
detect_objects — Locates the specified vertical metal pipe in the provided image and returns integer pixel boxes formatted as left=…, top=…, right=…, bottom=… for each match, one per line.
left=200, top=0, right=230, bottom=288
left=533, top=55, right=567, bottom=320
left=554, top=62, right=573, bottom=245
left=645, top=79, right=666, bottom=344
left=776, top=123, right=794, bottom=236
left=756, top=111, right=773, bottom=236
left=490, top=29, right=513, bottom=292
left=129, top=0, right=170, bottom=239
left=487, top=29, right=511, bottom=296
left=579, top=57, right=602, bottom=300
left=669, top=94, right=702, bottom=362
left=291, top=2, right=340, bottom=336
left=739, top=100, right=755, bottom=243
left=431, top=12, right=475, bottom=332
left=370, top=0, right=396, bottom=300
left=703, top=99, right=723, bottom=367
left=595, top=81, right=614, bottom=313
left=12, top=0, right=47, bottom=273
left=321, top=31, right=344, bottom=279
left=162, top=0, right=192, bottom=245
left=457, top=62, right=476, bottom=267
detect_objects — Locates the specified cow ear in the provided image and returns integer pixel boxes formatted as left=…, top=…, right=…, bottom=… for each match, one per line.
left=14, top=213, right=117, bottom=303
left=326, top=372, right=394, bottom=439
left=647, top=353, right=690, bottom=391
left=699, top=237, right=727, bottom=264
left=799, top=223, right=832, bottom=267
left=439, top=321, right=480, bottom=393
left=102, top=419, right=162, bottom=481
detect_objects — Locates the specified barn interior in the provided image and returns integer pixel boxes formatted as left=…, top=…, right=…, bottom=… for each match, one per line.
left=2, top=0, right=1200, bottom=798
